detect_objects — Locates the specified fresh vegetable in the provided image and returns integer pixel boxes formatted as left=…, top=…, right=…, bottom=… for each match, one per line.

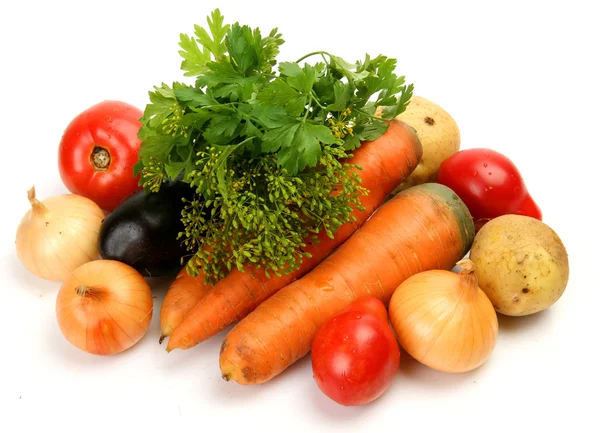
left=98, top=179, right=196, bottom=278
left=389, top=95, right=460, bottom=192
left=159, top=266, right=213, bottom=343
left=335, top=295, right=389, bottom=323
left=437, top=148, right=542, bottom=231
left=311, top=296, right=400, bottom=406
left=133, top=8, right=414, bottom=283
left=166, top=119, right=423, bottom=352
left=469, top=214, right=569, bottom=316
left=55, top=260, right=153, bottom=355
left=58, top=100, right=144, bottom=212
left=15, top=186, right=104, bottom=281
left=219, top=183, right=475, bottom=385
left=388, top=258, right=498, bottom=373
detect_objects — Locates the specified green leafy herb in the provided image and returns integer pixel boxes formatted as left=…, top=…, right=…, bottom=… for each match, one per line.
left=135, top=8, right=413, bottom=283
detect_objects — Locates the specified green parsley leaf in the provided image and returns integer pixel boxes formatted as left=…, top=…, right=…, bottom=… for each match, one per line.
left=241, top=119, right=263, bottom=139
left=138, top=134, right=187, bottom=163
left=178, top=34, right=211, bottom=77
left=354, top=122, right=388, bottom=141
left=226, top=23, right=259, bottom=75
left=165, top=153, right=195, bottom=181
left=327, top=81, right=353, bottom=112
left=263, top=120, right=336, bottom=174
left=203, top=113, right=242, bottom=144
left=174, top=87, right=214, bottom=108
left=328, top=54, right=370, bottom=82
left=293, top=123, right=336, bottom=170
left=249, top=104, right=288, bottom=128
left=177, top=111, right=212, bottom=131
left=195, top=61, right=263, bottom=102
left=194, top=8, right=229, bottom=60
left=343, top=134, right=361, bottom=150
left=261, top=120, right=299, bottom=154
left=278, top=61, right=302, bottom=78
left=288, top=64, right=317, bottom=94
left=383, top=83, right=415, bottom=119
left=255, top=28, right=284, bottom=73
left=178, top=9, right=229, bottom=77
left=258, top=79, right=307, bottom=117
left=139, top=83, right=177, bottom=131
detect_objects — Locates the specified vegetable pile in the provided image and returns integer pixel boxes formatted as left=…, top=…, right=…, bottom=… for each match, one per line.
left=133, top=9, right=413, bottom=283
left=15, top=8, right=570, bottom=408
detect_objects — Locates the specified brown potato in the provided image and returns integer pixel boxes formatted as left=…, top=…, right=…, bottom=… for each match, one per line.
left=469, top=215, right=569, bottom=316
left=390, top=96, right=461, bottom=193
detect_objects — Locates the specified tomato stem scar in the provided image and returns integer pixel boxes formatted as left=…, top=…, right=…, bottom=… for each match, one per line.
left=91, top=146, right=111, bottom=171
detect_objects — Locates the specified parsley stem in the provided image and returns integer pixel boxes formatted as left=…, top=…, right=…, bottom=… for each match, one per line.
left=202, top=102, right=239, bottom=111
left=295, top=51, right=332, bottom=63
left=303, top=100, right=312, bottom=121
left=310, top=91, right=327, bottom=110
left=354, top=108, right=390, bottom=122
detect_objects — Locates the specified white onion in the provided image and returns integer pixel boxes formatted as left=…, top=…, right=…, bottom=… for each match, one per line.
left=15, top=186, right=105, bottom=281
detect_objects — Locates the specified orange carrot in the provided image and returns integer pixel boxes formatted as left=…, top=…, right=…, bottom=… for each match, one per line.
left=166, top=119, right=423, bottom=352
left=219, top=182, right=475, bottom=385
left=159, top=267, right=212, bottom=344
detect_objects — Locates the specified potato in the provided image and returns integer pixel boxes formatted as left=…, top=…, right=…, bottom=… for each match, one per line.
left=392, top=96, right=461, bottom=193
left=469, top=215, right=569, bottom=316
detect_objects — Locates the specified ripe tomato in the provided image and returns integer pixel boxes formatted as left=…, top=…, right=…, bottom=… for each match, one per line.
left=336, top=294, right=389, bottom=323
left=311, top=296, right=400, bottom=406
left=437, top=148, right=542, bottom=231
left=58, top=100, right=144, bottom=212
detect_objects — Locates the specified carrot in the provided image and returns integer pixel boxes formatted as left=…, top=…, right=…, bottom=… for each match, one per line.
left=219, top=182, right=475, bottom=385
left=166, top=119, right=423, bottom=352
left=159, top=267, right=212, bottom=344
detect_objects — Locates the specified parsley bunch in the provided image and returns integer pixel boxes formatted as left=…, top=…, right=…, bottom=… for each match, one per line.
left=134, top=9, right=413, bottom=283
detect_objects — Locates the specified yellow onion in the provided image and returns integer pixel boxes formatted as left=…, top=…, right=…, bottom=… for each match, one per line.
left=15, top=186, right=105, bottom=281
left=388, top=258, right=498, bottom=373
left=56, top=260, right=153, bottom=355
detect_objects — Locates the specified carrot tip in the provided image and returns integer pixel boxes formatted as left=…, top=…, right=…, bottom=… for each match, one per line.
left=159, top=335, right=165, bottom=344
left=222, top=373, right=231, bottom=382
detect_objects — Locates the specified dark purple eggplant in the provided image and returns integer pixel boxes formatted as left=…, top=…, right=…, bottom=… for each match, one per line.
left=98, top=180, right=195, bottom=278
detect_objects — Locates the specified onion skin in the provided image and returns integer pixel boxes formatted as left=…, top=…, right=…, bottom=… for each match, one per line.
left=56, top=260, right=153, bottom=355
left=15, top=186, right=104, bottom=281
left=388, top=260, right=498, bottom=373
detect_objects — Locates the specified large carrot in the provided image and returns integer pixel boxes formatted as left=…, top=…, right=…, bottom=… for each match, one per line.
left=166, top=119, right=423, bottom=352
left=159, top=267, right=212, bottom=344
left=219, top=182, right=475, bottom=385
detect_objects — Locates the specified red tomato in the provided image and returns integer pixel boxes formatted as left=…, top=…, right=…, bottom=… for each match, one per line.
left=58, top=100, right=144, bottom=212
left=336, top=295, right=389, bottom=323
left=437, top=148, right=542, bottom=231
left=311, top=297, right=400, bottom=406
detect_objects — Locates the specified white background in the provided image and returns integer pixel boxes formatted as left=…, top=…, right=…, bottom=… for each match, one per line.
left=1, top=0, right=598, bottom=432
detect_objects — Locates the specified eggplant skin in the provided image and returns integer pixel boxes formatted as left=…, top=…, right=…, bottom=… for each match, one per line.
left=98, top=181, right=195, bottom=278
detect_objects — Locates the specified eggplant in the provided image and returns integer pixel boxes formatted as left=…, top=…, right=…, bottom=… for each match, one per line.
left=98, top=180, right=196, bottom=278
